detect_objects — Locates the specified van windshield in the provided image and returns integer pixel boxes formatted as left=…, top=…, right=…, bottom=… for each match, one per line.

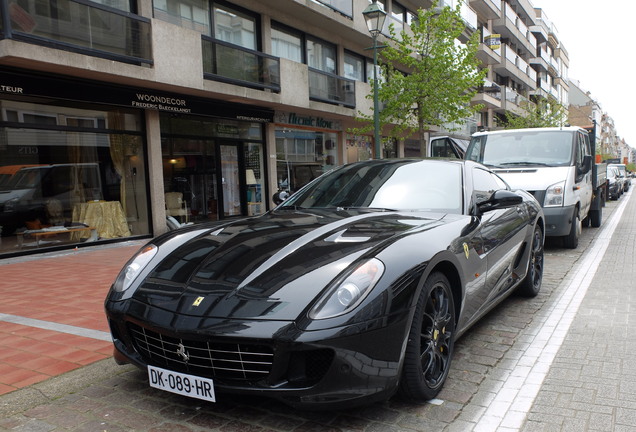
left=468, top=131, right=574, bottom=167
left=11, top=169, right=45, bottom=189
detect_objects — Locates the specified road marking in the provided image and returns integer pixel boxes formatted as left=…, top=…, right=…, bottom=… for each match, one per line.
left=474, top=192, right=631, bottom=431
left=0, top=313, right=112, bottom=342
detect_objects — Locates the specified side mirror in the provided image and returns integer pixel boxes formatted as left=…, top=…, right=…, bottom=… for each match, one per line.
left=477, top=190, right=523, bottom=213
left=272, top=190, right=289, bottom=205
left=583, top=155, right=592, bottom=172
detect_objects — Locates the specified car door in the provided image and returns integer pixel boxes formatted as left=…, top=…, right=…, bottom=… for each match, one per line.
left=472, top=167, right=527, bottom=308
left=575, top=131, right=592, bottom=216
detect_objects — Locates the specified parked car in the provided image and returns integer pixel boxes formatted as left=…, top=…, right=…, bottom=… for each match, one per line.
left=607, top=166, right=623, bottom=200
left=105, top=159, right=544, bottom=409
left=608, top=163, right=629, bottom=193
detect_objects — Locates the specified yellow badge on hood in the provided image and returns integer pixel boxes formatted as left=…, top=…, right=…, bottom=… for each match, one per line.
left=192, top=296, right=204, bottom=307
left=463, top=243, right=469, bottom=259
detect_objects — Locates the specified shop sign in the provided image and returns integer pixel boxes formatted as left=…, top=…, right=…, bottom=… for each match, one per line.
left=132, top=93, right=191, bottom=113
left=275, top=111, right=341, bottom=130
left=0, top=69, right=274, bottom=122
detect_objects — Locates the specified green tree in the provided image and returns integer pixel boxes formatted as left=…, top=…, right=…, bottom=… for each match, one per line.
left=502, top=98, right=567, bottom=129
left=352, top=1, right=486, bottom=156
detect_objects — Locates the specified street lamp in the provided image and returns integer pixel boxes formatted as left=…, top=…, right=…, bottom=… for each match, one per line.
left=362, top=1, right=387, bottom=159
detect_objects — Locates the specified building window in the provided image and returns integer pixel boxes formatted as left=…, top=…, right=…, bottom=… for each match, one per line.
left=271, top=25, right=303, bottom=63
left=213, top=4, right=256, bottom=50
left=390, top=2, right=406, bottom=33
left=344, top=51, right=365, bottom=81
left=306, top=36, right=336, bottom=74
left=153, top=0, right=210, bottom=33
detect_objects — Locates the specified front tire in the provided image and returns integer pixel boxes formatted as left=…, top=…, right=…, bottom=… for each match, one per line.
left=562, top=207, right=580, bottom=249
left=517, top=225, right=544, bottom=297
left=399, top=272, right=455, bottom=402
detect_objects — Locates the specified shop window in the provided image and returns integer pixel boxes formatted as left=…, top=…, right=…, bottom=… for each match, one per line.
left=0, top=100, right=148, bottom=256
left=275, top=128, right=338, bottom=193
left=160, top=113, right=266, bottom=222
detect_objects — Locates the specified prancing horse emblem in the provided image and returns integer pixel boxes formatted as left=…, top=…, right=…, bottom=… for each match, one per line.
left=176, top=343, right=190, bottom=363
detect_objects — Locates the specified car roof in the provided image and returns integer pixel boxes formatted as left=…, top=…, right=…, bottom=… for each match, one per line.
left=472, top=126, right=585, bottom=137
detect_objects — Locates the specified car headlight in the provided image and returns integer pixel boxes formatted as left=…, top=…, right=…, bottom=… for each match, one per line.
left=309, top=258, right=385, bottom=320
left=112, top=244, right=158, bottom=292
left=544, top=181, right=564, bottom=207
left=4, top=197, right=19, bottom=212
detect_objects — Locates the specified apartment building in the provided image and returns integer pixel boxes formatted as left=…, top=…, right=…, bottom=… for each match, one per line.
left=0, top=0, right=569, bottom=257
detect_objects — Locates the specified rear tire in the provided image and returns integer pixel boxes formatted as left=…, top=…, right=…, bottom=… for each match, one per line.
left=590, top=208, right=602, bottom=228
left=399, top=272, right=455, bottom=402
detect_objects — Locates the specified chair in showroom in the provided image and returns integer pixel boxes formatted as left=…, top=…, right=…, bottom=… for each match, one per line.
left=165, top=192, right=189, bottom=223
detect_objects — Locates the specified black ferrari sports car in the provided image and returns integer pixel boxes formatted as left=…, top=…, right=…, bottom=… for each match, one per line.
left=105, top=159, right=544, bottom=409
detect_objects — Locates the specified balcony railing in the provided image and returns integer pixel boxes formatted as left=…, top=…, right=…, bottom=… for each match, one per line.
left=202, top=36, right=281, bottom=92
left=311, top=0, right=353, bottom=18
left=1, top=0, right=152, bottom=65
left=308, top=67, right=355, bottom=108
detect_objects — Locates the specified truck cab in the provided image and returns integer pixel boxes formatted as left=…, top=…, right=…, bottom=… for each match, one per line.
left=466, top=127, right=595, bottom=248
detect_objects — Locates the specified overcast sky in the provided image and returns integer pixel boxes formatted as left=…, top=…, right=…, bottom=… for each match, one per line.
left=529, top=0, right=635, bottom=147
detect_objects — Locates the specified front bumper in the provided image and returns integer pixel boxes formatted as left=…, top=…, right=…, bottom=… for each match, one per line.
left=542, top=205, right=576, bottom=237
left=105, top=298, right=410, bottom=409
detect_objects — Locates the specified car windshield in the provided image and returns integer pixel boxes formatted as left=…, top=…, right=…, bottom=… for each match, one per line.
left=469, top=131, right=574, bottom=167
left=279, top=160, right=463, bottom=213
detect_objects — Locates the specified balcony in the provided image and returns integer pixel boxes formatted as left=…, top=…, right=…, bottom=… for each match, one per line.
left=493, top=3, right=535, bottom=57
left=308, top=68, right=355, bottom=108
left=472, top=79, right=502, bottom=109
left=202, top=37, right=281, bottom=92
left=469, top=0, right=501, bottom=20
left=0, top=0, right=152, bottom=65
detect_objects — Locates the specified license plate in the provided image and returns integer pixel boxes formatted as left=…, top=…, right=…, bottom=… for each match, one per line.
left=148, top=365, right=216, bottom=402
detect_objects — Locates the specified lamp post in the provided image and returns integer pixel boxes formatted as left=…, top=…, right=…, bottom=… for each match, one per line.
left=362, top=1, right=387, bottom=159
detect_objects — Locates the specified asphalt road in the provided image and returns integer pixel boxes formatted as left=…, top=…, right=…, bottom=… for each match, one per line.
left=0, top=191, right=632, bottom=432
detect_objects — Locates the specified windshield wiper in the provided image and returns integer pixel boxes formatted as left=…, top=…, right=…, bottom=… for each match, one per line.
left=277, top=205, right=305, bottom=210
left=335, top=206, right=397, bottom=212
left=499, top=162, right=551, bottom=166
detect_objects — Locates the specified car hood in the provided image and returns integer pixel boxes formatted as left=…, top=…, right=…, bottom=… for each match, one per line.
left=492, top=166, right=571, bottom=191
left=132, top=209, right=446, bottom=321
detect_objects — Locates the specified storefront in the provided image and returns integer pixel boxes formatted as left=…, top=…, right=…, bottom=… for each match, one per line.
left=160, top=113, right=268, bottom=222
left=0, top=68, right=272, bottom=257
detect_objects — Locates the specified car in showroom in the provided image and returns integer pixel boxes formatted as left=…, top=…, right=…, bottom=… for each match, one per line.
left=104, top=159, right=544, bottom=409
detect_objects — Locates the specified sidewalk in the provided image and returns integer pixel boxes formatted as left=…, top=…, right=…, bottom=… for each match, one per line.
left=0, top=241, right=143, bottom=395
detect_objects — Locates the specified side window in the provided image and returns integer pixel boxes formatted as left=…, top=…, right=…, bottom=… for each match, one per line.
left=431, top=138, right=456, bottom=158
left=465, top=137, right=483, bottom=162
left=472, top=167, right=505, bottom=204
left=576, top=132, right=590, bottom=174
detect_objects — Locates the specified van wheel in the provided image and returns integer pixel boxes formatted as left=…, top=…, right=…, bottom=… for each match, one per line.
left=590, top=208, right=602, bottom=228
left=563, top=207, right=580, bottom=249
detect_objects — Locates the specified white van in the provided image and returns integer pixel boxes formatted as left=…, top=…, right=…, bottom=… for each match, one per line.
left=0, top=163, right=103, bottom=235
left=466, top=127, right=598, bottom=248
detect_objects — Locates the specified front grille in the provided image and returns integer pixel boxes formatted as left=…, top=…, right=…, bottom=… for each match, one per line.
left=128, top=323, right=274, bottom=382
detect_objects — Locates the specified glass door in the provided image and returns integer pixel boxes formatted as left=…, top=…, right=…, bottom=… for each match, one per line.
left=219, top=144, right=241, bottom=217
